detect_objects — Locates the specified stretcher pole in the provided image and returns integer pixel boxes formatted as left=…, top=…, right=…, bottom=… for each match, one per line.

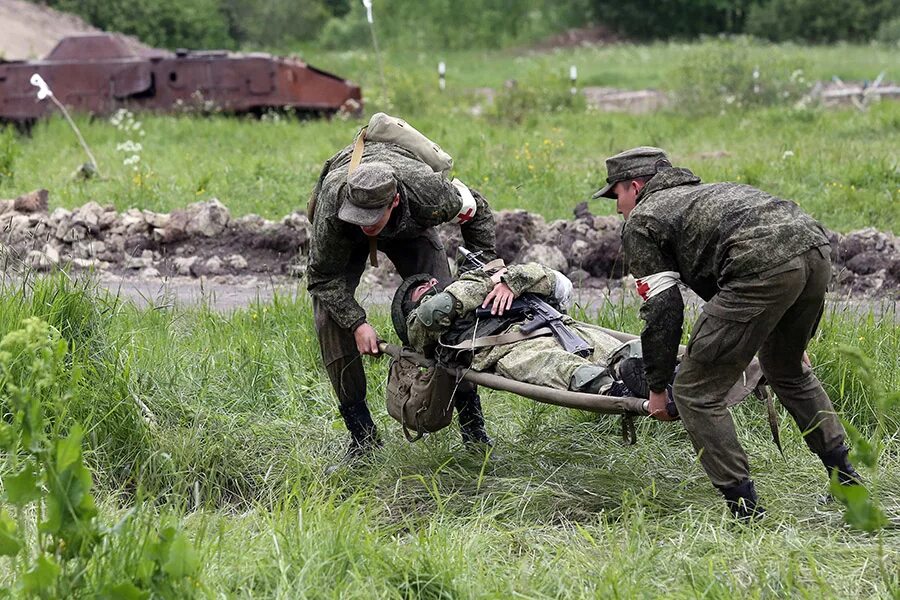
left=378, top=342, right=649, bottom=416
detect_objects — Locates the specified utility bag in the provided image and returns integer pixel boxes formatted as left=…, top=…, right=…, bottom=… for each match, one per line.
left=386, top=351, right=456, bottom=442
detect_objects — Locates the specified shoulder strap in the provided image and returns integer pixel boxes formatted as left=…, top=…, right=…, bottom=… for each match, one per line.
left=441, top=326, right=553, bottom=351
left=346, top=127, right=380, bottom=268
left=349, top=126, right=367, bottom=174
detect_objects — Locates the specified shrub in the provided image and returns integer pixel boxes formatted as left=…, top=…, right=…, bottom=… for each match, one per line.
left=487, top=76, right=586, bottom=126
left=875, top=17, right=900, bottom=45
left=589, top=0, right=753, bottom=40
left=670, top=37, right=811, bottom=115
left=47, top=0, right=233, bottom=49
left=317, top=4, right=372, bottom=50
left=745, top=0, right=899, bottom=43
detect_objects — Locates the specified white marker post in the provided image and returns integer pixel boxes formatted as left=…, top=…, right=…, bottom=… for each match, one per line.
left=569, top=65, right=578, bottom=95
left=30, top=73, right=100, bottom=176
left=361, top=0, right=386, bottom=94
left=438, top=61, right=446, bottom=91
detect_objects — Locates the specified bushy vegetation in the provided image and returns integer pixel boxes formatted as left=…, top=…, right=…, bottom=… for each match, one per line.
left=671, top=37, right=813, bottom=114
left=745, top=0, right=899, bottom=44
left=35, top=0, right=900, bottom=50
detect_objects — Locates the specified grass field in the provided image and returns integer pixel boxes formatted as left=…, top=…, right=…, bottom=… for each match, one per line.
left=1, top=41, right=897, bottom=231
left=0, top=276, right=896, bottom=597
left=0, top=39, right=898, bottom=597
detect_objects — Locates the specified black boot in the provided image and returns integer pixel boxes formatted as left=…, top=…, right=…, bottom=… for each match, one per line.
left=819, top=445, right=863, bottom=486
left=618, top=357, right=650, bottom=399
left=455, top=390, right=493, bottom=446
left=326, top=402, right=382, bottom=474
left=719, top=479, right=766, bottom=521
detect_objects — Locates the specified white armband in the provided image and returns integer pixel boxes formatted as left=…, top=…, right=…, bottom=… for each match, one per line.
left=450, top=178, right=477, bottom=224
left=551, top=270, right=573, bottom=310
left=635, top=271, right=680, bottom=301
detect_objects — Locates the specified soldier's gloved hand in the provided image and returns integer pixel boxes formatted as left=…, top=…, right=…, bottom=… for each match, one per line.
left=353, top=322, right=381, bottom=356
left=482, top=282, right=515, bottom=315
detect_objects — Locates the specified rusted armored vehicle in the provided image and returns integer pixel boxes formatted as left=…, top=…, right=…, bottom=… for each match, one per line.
left=0, top=33, right=362, bottom=124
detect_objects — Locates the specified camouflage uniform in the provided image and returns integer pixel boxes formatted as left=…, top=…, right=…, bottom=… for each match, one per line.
left=407, top=263, right=623, bottom=390
left=617, top=160, right=846, bottom=490
left=307, top=140, right=497, bottom=441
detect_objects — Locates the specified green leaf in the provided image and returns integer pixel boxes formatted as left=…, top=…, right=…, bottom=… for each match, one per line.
left=841, top=418, right=880, bottom=468
left=0, top=510, right=22, bottom=557
left=0, top=422, right=15, bottom=451
left=97, top=582, right=150, bottom=600
left=162, top=530, right=199, bottom=579
left=3, top=465, right=41, bottom=506
left=21, top=554, right=60, bottom=595
left=830, top=479, right=888, bottom=533
left=55, top=424, right=83, bottom=472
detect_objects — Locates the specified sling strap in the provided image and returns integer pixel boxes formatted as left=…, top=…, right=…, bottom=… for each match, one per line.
left=440, top=326, right=553, bottom=351
left=345, top=127, right=380, bottom=268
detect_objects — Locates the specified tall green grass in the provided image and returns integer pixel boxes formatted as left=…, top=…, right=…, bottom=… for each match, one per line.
left=0, top=276, right=897, bottom=596
left=2, top=101, right=897, bottom=232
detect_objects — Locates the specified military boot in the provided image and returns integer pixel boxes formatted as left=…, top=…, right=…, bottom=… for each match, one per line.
left=819, top=445, right=863, bottom=486
left=326, top=402, right=382, bottom=474
left=718, top=479, right=766, bottom=521
left=455, top=389, right=493, bottom=446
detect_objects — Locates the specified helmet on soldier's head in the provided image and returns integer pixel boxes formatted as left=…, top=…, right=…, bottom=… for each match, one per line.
left=391, top=273, right=436, bottom=345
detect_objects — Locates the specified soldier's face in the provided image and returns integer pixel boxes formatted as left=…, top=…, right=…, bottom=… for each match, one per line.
left=411, top=278, right=439, bottom=303
left=361, top=193, right=401, bottom=236
left=614, top=181, right=640, bottom=219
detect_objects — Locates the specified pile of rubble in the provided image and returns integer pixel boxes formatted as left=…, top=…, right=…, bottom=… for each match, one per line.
left=1, top=190, right=897, bottom=299
left=0, top=190, right=309, bottom=279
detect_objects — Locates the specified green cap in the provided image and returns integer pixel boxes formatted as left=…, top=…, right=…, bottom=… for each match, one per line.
left=592, top=146, right=672, bottom=199
left=339, top=162, right=398, bottom=226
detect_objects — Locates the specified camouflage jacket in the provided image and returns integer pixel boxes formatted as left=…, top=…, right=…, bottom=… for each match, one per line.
left=407, top=263, right=559, bottom=370
left=307, top=141, right=497, bottom=330
left=622, top=167, right=829, bottom=391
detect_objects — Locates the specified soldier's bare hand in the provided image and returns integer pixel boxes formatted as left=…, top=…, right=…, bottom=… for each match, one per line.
left=648, top=390, right=677, bottom=421
left=483, top=282, right=515, bottom=315
left=353, top=322, right=381, bottom=355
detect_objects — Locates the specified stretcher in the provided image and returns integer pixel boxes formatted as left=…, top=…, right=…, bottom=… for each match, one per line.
left=378, top=325, right=768, bottom=443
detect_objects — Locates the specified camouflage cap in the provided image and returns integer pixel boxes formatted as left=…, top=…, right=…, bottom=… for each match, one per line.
left=339, top=161, right=398, bottom=226
left=592, top=146, right=672, bottom=199
left=391, top=273, right=435, bottom=345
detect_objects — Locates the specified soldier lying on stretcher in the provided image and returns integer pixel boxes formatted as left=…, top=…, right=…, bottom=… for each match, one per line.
left=391, top=261, right=659, bottom=399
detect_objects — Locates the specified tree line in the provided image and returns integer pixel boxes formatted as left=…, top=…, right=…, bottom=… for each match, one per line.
left=36, top=0, right=900, bottom=50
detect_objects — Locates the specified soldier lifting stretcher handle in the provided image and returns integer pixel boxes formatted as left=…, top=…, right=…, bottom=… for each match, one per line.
left=460, top=247, right=593, bottom=357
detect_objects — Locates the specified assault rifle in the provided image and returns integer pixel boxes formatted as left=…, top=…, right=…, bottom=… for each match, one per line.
left=459, top=247, right=593, bottom=358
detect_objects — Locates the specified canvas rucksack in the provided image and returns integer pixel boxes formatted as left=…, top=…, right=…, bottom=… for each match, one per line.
left=386, top=350, right=456, bottom=442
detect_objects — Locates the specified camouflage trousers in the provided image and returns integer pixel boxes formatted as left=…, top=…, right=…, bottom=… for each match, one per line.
left=312, top=229, right=477, bottom=410
left=473, top=320, right=623, bottom=390
left=673, top=246, right=845, bottom=489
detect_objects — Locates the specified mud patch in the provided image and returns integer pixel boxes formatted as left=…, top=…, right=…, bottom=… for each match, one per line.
left=1, top=191, right=897, bottom=300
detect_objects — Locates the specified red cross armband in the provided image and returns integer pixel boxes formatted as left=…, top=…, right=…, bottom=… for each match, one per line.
left=635, top=271, right=680, bottom=301
left=450, top=178, right=477, bottom=225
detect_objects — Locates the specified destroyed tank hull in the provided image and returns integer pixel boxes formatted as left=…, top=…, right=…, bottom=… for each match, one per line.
left=0, top=34, right=362, bottom=124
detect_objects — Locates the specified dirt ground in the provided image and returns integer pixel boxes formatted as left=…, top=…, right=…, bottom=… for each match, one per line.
left=0, top=0, right=101, bottom=60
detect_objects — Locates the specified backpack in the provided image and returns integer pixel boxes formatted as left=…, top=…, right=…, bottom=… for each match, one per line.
left=386, top=351, right=456, bottom=442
